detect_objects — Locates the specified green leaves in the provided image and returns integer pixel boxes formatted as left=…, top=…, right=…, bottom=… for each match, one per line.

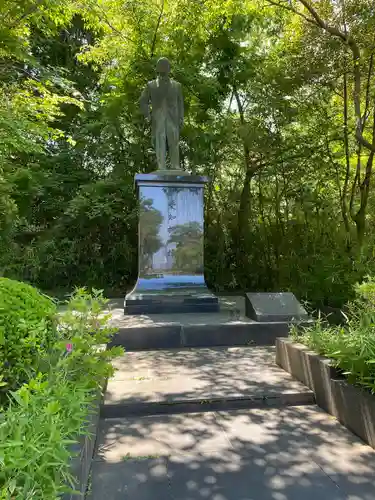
left=294, top=276, right=375, bottom=393
left=0, top=278, right=57, bottom=398
left=0, top=285, right=122, bottom=498
left=1, top=0, right=375, bottom=308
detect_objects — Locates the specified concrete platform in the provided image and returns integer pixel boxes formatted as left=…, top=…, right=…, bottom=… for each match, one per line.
left=107, top=297, right=308, bottom=350
left=101, top=347, right=314, bottom=418
left=90, top=405, right=375, bottom=499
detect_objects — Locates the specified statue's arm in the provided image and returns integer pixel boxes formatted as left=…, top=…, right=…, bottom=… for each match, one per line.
left=140, top=83, right=150, bottom=120
left=178, top=83, right=184, bottom=128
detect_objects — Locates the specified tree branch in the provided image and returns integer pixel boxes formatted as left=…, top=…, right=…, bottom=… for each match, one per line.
left=349, top=147, right=361, bottom=219
left=297, top=0, right=347, bottom=42
left=150, top=0, right=164, bottom=58
left=227, top=90, right=234, bottom=112
left=360, top=106, right=375, bottom=192
left=341, top=68, right=351, bottom=232
left=233, top=86, right=245, bottom=123
left=266, top=0, right=375, bottom=153
left=296, top=0, right=375, bottom=152
left=361, top=53, right=374, bottom=128
left=265, top=0, right=316, bottom=26
left=1, top=0, right=44, bottom=29
left=95, top=5, right=137, bottom=46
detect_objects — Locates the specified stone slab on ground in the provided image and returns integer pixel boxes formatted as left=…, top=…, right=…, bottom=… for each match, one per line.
left=102, top=347, right=314, bottom=417
left=90, top=405, right=375, bottom=499
left=245, top=292, right=309, bottom=322
left=106, top=297, right=305, bottom=350
left=108, top=296, right=251, bottom=328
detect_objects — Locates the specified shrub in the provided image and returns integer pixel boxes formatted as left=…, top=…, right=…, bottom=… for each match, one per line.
left=291, top=276, right=375, bottom=393
left=0, top=287, right=123, bottom=499
left=352, top=275, right=375, bottom=326
left=0, top=278, right=57, bottom=395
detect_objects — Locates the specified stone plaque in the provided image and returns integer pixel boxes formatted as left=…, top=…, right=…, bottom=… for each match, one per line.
left=245, top=292, right=309, bottom=323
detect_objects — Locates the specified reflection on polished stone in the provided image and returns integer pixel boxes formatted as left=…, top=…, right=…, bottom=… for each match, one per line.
left=139, top=185, right=203, bottom=277
left=125, top=172, right=219, bottom=314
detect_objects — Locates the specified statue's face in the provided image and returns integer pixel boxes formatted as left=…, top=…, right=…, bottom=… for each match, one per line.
left=156, top=59, right=170, bottom=79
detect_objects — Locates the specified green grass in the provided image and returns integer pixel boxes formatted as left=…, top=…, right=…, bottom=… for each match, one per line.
left=291, top=276, right=375, bottom=393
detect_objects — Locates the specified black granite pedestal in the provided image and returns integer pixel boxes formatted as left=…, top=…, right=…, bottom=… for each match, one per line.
left=124, top=171, right=219, bottom=314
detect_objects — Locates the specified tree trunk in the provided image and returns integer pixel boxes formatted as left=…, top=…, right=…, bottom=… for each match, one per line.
left=353, top=151, right=374, bottom=245
left=237, top=147, right=253, bottom=231
left=351, top=104, right=375, bottom=244
left=341, top=69, right=351, bottom=236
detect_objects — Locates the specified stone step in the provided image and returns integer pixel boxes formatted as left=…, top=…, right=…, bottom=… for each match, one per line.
left=101, top=347, right=315, bottom=418
left=107, top=297, right=311, bottom=350
left=90, top=406, right=375, bottom=500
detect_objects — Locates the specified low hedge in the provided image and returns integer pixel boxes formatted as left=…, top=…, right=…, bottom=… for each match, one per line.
left=0, top=287, right=123, bottom=499
left=0, top=278, right=57, bottom=396
left=291, top=276, right=375, bottom=393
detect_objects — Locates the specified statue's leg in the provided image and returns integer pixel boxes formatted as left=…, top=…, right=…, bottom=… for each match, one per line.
left=166, top=118, right=180, bottom=170
left=154, top=116, right=166, bottom=170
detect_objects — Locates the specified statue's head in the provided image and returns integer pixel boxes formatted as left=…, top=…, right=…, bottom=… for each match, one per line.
left=156, top=57, right=171, bottom=78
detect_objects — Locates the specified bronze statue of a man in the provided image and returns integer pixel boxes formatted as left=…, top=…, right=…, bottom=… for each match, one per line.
left=140, top=58, right=184, bottom=170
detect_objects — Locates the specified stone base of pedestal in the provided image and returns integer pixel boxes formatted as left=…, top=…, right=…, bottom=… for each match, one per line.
left=124, top=291, right=219, bottom=315
left=107, top=296, right=302, bottom=350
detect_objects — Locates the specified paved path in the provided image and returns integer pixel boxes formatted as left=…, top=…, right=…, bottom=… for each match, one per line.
left=105, top=347, right=311, bottom=405
left=91, top=406, right=375, bottom=499
left=90, top=347, right=375, bottom=499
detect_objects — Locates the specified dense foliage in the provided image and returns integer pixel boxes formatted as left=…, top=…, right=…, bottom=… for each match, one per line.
left=1, top=0, right=375, bottom=306
left=292, top=276, right=375, bottom=393
left=0, top=278, right=57, bottom=395
left=0, top=287, right=122, bottom=499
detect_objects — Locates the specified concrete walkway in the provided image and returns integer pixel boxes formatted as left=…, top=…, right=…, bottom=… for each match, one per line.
left=89, top=347, right=375, bottom=499
left=105, top=347, right=312, bottom=409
